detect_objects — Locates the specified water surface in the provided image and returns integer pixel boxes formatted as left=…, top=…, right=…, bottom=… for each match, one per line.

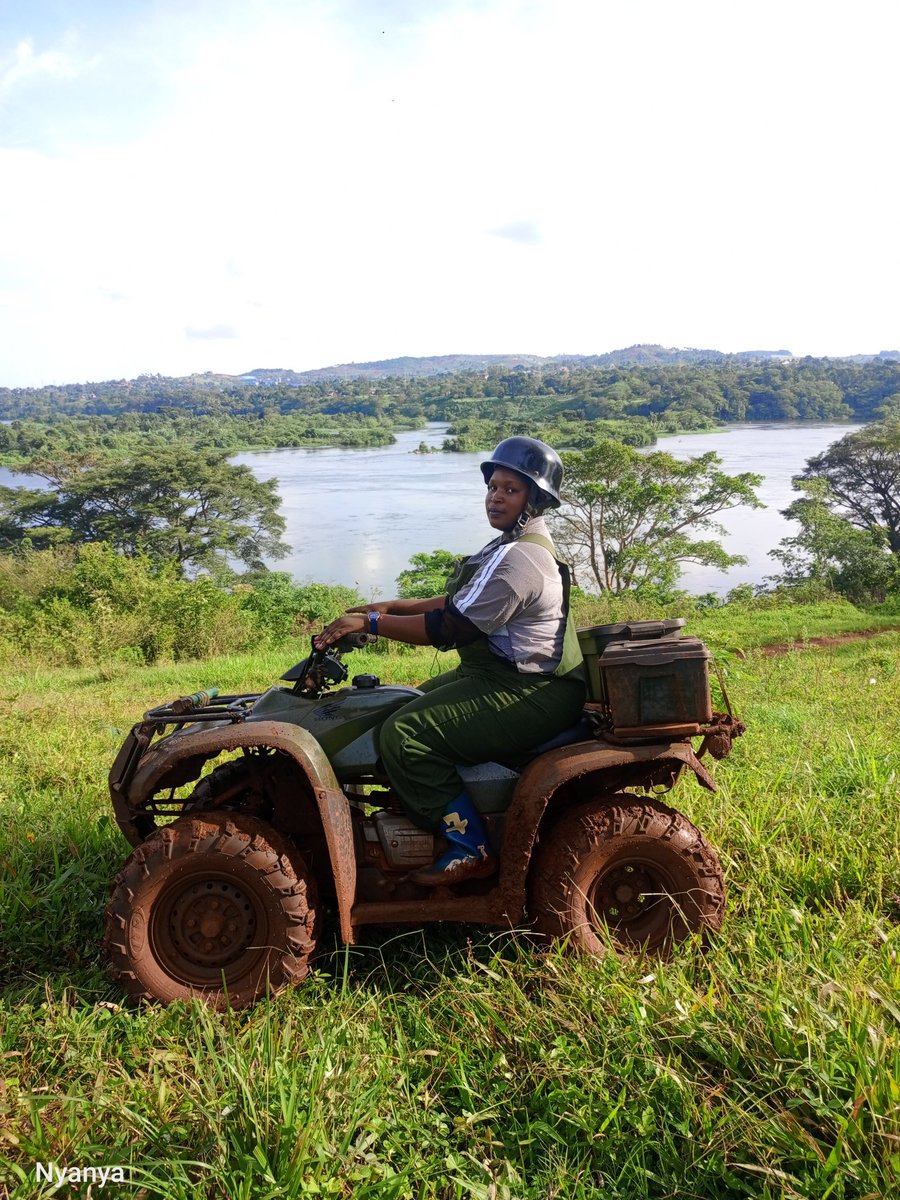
left=235, top=422, right=862, bottom=598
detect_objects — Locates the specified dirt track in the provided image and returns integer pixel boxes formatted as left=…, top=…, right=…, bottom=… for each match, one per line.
left=758, top=626, right=900, bottom=657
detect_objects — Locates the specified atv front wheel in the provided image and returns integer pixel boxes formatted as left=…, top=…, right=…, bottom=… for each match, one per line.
left=105, top=812, right=319, bottom=1008
left=528, top=796, right=724, bottom=955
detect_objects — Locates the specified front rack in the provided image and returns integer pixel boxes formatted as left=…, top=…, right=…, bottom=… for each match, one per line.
left=143, top=690, right=260, bottom=729
left=111, top=690, right=260, bottom=806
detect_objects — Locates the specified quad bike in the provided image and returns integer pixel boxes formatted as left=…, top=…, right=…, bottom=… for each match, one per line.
left=105, top=621, right=743, bottom=1008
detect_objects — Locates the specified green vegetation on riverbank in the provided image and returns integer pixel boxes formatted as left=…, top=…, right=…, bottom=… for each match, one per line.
left=0, top=411, right=401, bottom=469
left=1, top=615, right=898, bottom=1197
left=2, top=354, right=899, bottom=465
left=3, top=539, right=899, bottom=670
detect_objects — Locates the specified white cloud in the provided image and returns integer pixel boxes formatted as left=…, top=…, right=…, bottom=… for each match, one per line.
left=0, top=0, right=898, bottom=383
left=186, top=323, right=239, bottom=340
left=490, top=221, right=542, bottom=246
left=0, top=36, right=93, bottom=95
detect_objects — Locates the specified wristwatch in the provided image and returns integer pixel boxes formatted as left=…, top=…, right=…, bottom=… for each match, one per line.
left=368, top=610, right=381, bottom=636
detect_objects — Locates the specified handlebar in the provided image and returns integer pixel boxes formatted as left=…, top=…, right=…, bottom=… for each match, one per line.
left=284, top=630, right=378, bottom=696
left=337, top=631, right=379, bottom=650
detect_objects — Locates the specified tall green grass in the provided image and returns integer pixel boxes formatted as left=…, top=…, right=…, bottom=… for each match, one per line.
left=1, top=614, right=898, bottom=1198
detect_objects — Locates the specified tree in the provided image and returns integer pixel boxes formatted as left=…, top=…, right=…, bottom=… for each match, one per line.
left=0, top=448, right=289, bottom=575
left=550, top=440, right=762, bottom=596
left=792, top=420, right=900, bottom=553
left=770, top=421, right=900, bottom=601
left=396, top=550, right=462, bottom=598
left=769, top=479, right=899, bottom=602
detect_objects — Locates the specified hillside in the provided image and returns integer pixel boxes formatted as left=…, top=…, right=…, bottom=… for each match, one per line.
left=2, top=348, right=899, bottom=433
left=241, top=344, right=795, bottom=384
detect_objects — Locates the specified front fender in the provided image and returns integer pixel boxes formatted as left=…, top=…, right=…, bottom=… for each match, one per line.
left=110, top=719, right=357, bottom=944
left=496, top=740, right=716, bottom=923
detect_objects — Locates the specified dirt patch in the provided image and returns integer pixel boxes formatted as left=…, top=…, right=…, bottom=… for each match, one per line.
left=758, top=626, right=900, bottom=657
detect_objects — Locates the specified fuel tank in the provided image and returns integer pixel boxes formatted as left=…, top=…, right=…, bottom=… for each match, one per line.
left=247, top=680, right=422, bottom=777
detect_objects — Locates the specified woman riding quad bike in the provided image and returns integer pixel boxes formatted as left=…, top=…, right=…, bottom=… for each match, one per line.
left=105, top=436, right=741, bottom=1008
left=314, top=437, right=586, bottom=888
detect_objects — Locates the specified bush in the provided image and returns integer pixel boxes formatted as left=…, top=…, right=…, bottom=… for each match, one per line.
left=234, top=572, right=362, bottom=637
left=396, top=551, right=461, bottom=599
left=290, top=581, right=364, bottom=626
left=0, top=546, right=368, bottom=666
left=234, top=571, right=308, bottom=639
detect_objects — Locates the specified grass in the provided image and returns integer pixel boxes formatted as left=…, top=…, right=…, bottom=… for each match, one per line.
left=0, top=605, right=899, bottom=1198
left=692, top=599, right=900, bottom=653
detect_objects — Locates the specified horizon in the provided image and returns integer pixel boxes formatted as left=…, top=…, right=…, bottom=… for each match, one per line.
left=5, top=343, right=900, bottom=391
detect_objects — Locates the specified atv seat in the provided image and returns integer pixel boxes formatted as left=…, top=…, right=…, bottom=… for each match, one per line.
left=521, top=712, right=596, bottom=760
left=456, top=714, right=597, bottom=815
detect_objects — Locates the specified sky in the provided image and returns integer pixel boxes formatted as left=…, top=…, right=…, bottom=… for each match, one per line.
left=0, top=0, right=897, bottom=387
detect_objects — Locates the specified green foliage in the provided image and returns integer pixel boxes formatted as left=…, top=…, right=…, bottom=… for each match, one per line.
left=772, top=482, right=900, bottom=603
left=795, top=418, right=900, bottom=552
left=443, top=415, right=657, bottom=453
left=395, top=550, right=462, bottom=598
left=1, top=357, right=898, bottom=469
left=771, top=421, right=900, bottom=602
left=0, top=544, right=251, bottom=665
left=0, top=449, right=289, bottom=575
left=551, top=439, right=763, bottom=597
left=0, top=410, right=398, bottom=466
left=0, top=547, right=366, bottom=667
left=287, top=581, right=365, bottom=627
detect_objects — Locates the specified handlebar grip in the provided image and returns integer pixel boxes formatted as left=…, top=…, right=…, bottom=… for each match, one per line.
left=343, top=632, right=378, bottom=648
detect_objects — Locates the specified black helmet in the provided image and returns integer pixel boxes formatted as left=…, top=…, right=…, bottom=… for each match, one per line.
left=480, top=436, right=564, bottom=509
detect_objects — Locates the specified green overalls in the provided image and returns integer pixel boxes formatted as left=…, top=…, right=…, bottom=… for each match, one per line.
left=379, top=533, right=586, bottom=831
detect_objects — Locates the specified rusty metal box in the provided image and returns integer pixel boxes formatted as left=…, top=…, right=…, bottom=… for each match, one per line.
left=600, top=637, right=712, bottom=727
left=577, top=620, right=685, bottom=703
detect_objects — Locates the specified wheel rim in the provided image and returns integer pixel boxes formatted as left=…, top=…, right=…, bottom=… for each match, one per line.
left=586, top=857, right=683, bottom=948
left=150, top=870, right=270, bottom=988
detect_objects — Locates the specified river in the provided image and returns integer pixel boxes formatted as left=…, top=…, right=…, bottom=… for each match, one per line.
left=0, top=422, right=861, bottom=598
left=231, top=422, right=862, bottom=599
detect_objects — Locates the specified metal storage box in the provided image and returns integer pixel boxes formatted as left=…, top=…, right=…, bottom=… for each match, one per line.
left=577, top=620, right=685, bottom=703
left=600, top=637, right=712, bottom=728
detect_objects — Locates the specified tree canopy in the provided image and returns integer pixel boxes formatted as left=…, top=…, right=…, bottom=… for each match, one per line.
left=395, top=549, right=462, bottom=598
left=770, top=421, right=900, bottom=601
left=0, top=449, right=289, bottom=576
left=795, top=420, right=900, bottom=552
left=2, top=356, right=900, bottom=467
left=550, top=441, right=763, bottom=597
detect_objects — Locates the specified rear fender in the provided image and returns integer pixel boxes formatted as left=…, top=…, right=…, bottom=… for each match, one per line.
left=110, top=719, right=357, bottom=944
left=496, top=740, right=715, bottom=922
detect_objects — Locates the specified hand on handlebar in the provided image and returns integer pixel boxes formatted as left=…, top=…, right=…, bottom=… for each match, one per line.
left=313, top=611, right=368, bottom=650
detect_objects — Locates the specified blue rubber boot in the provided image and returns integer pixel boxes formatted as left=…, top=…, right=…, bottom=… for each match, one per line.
left=410, top=792, right=498, bottom=887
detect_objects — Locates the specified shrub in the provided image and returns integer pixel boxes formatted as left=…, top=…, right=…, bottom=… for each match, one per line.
left=289, top=581, right=363, bottom=627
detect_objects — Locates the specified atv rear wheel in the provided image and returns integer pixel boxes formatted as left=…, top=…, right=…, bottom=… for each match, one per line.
left=105, top=812, right=319, bottom=1008
left=528, top=796, right=724, bottom=955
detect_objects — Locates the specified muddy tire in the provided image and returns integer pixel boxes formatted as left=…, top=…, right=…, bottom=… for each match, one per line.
left=105, top=812, right=319, bottom=1008
left=528, top=796, right=725, bottom=955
